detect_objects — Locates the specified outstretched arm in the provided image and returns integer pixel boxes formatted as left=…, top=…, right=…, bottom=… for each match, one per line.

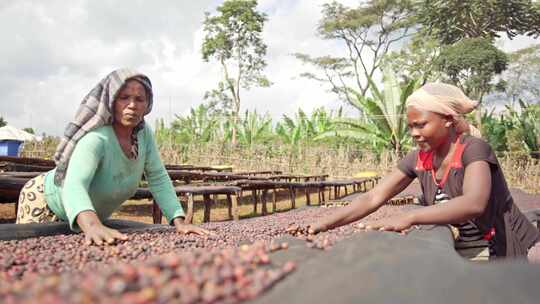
left=365, top=161, right=491, bottom=232
left=308, top=169, right=414, bottom=234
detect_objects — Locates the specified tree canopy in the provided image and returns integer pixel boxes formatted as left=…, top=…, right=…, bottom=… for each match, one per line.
left=419, top=0, right=540, bottom=44
left=296, top=0, right=415, bottom=106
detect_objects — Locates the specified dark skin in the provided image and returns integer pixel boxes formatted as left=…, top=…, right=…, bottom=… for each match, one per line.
left=77, top=80, right=212, bottom=246
left=308, top=106, right=492, bottom=234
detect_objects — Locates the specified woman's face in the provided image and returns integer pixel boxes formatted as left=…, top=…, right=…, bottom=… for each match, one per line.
left=113, top=80, right=148, bottom=129
left=406, top=106, right=452, bottom=151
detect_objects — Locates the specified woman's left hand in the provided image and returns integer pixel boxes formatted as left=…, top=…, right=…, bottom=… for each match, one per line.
left=357, top=214, right=415, bottom=233
left=173, top=217, right=213, bottom=236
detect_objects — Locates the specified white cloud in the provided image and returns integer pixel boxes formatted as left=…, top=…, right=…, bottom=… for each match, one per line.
left=0, top=0, right=537, bottom=136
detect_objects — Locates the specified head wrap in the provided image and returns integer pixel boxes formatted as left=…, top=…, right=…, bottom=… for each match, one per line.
left=53, top=68, right=153, bottom=185
left=405, top=83, right=481, bottom=137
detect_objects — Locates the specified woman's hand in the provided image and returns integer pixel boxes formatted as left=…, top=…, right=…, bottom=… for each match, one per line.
left=306, top=222, right=328, bottom=235
left=173, top=217, right=213, bottom=236
left=357, top=213, right=415, bottom=233
left=76, top=210, right=128, bottom=245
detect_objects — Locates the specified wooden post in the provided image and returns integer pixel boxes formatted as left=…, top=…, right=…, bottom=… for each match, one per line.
left=320, top=186, right=325, bottom=203
left=272, top=187, right=277, bottom=212
left=185, top=193, right=194, bottom=224
left=226, top=194, right=233, bottom=219
left=289, top=186, right=296, bottom=209
left=344, top=185, right=348, bottom=196
left=305, top=188, right=311, bottom=206
left=252, top=190, right=258, bottom=214
left=261, top=189, right=268, bottom=215
left=152, top=200, right=162, bottom=224
left=231, top=192, right=239, bottom=221
left=203, top=194, right=212, bottom=223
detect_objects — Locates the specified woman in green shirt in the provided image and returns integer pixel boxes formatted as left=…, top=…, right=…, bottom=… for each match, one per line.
left=16, top=68, right=210, bottom=245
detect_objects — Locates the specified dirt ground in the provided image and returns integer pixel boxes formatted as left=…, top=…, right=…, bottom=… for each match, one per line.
left=0, top=188, right=324, bottom=224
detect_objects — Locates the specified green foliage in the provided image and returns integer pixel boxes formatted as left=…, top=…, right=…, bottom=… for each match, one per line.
left=384, top=31, right=443, bottom=83
left=0, top=116, right=6, bottom=127
left=480, top=109, right=511, bottom=152
left=317, top=67, right=419, bottom=155
left=505, top=100, right=540, bottom=157
left=418, top=0, right=540, bottom=44
left=435, top=37, right=508, bottom=101
left=236, top=110, right=273, bottom=147
left=202, top=0, right=270, bottom=144
left=160, top=103, right=220, bottom=146
left=23, top=127, right=35, bottom=134
left=275, top=108, right=342, bottom=147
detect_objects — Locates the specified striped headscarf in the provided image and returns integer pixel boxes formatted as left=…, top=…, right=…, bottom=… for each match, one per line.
left=53, top=68, right=153, bottom=185
left=405, top=83, right=481, bottom=137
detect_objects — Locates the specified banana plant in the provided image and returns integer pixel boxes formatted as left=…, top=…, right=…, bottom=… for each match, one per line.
left=169, top=103, right=220, bottom=145
left=236, top=110, right=274, bottom=147
left=505, top=100, right=540, bottom=158
left=316, top=66, right=419, bottom=155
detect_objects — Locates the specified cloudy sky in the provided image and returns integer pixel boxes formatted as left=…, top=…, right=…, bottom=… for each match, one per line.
left=0, top=0, right=537, bottom=136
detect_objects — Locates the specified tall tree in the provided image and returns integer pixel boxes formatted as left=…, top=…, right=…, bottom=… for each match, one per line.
left=384, top=31, right=442, bottom=84
left=419, top=0, right=540, bottom=44
left=295, top=0, right=415, bottom=106
left=414, top=0, right=539, bottom=131
left=435, top=37, right=508, bottom=102
left=202, top=0, right=270, bottom=145
left=498, top=44, right=540, bottom=103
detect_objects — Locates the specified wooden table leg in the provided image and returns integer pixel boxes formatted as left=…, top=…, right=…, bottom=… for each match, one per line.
left=272, top=187, right=277, bottom=212
left=289, top=187, right=296, bottom=209
left=203, top=194, right=212, bottom=223
left=185, top=193, right=194, bottom=224
left=252, top=190, right=258, bottom=214
left=231, top=192, right=239, bottom=221
left=226, top=194, right=233, bottom=219
left=261, top=189, right=268, bottom=215
left=152, top=199, right=162, bottom=224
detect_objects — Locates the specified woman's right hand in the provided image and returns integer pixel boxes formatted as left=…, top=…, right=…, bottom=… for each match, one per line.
left=76, top=210, right=128, bottom=245
left=307, top=222, right=328, bottom=235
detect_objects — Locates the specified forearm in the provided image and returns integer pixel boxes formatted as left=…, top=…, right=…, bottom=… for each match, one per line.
left=320, top=193, right=381, bottom=230
left=172, top=216, right=186, bottom=226
left=409, top=196, right=485, bottom=225
left=76, top=210, right=104, bottom=232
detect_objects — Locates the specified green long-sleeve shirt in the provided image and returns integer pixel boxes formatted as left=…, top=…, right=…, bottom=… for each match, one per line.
left=44, top=124, right=184, bottom=231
